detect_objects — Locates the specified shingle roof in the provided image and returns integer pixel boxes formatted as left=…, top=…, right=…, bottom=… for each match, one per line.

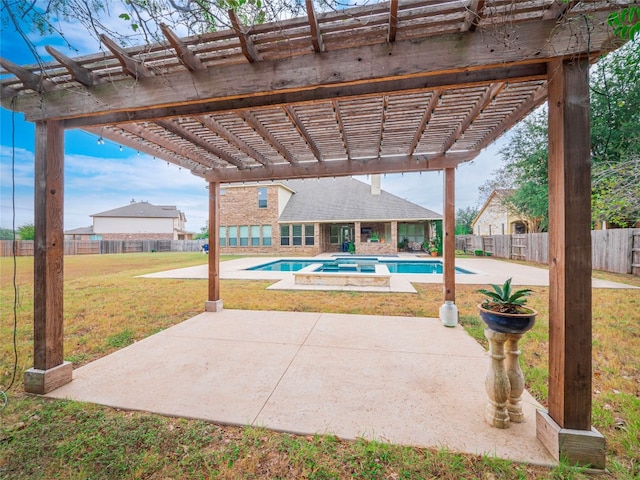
left=65, top=226, right=94, bottom=234
left=92, top=201, right=181, bottom=218
left=278, top=177, right=441, bottom=223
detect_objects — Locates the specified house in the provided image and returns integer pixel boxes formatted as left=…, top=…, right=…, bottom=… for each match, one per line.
left=471, top=189, right=529, bottom=236
left=218, top=176, right=441, bottom=255
left=65, top=200, right=192, bottom=240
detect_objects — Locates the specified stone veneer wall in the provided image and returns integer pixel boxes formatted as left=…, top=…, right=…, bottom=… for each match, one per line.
left=474, top=198, right=509, bottom=236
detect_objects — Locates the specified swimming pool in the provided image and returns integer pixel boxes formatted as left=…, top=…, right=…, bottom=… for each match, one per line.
left=247, top=258, right=473, bottom=274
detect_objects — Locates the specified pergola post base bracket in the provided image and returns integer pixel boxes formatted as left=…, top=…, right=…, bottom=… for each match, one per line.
left=536, top=409, right=606, bottom=469
left=24, top=361, right=72, bottom=394
left=205, top=300, right=224, bottom=312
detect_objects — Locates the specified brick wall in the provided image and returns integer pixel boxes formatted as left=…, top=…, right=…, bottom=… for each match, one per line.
left=219, top=185, right=322, bottom=255
left=99, top=233, right=174, bottom=240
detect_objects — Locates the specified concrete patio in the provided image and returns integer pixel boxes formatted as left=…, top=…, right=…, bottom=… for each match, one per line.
left=48, top=309, right=556, bottom=466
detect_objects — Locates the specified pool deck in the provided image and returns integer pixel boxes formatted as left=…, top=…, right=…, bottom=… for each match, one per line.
left=140, top=254, right=637, bottom=292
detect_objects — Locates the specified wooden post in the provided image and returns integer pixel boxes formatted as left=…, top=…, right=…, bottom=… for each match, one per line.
left=443, top=167, right=455, bottom=301
left=536, top=57, right=605, bottom=469
left=24, top=120, right=72, bottom=394
left=439, top=167, right=458, bottom=326
left=205, top=181, right=223, bottom=311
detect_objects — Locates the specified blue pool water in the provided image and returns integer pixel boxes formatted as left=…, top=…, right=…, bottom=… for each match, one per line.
left=247, top=258, right=473, bottom=274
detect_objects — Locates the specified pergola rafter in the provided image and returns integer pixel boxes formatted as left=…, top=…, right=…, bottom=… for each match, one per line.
left=1, top=0, right=630, bottom=469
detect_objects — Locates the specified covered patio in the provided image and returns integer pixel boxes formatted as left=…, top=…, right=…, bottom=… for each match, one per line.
left=1, top=0, right=630, bottom=468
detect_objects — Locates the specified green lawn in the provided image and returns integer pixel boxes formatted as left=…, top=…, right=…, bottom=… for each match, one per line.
left=1, top=253, right=638, bottom=479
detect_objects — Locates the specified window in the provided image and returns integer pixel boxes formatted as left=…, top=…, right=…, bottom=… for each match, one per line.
left=228, top=226, right=237, bottom=246
left=239, top=225, right=249, bottom=246
left=250, top=225, right=260, bottom=246
left=219, top=226, right=227, bottom=247
left=258, top=187, right=267, bottom=208
left=398, top=223, right=425, bottom=243
left=330, top=225, right=340, bottom=244
left=292, top=224, right=303, bottom=245
left=262, top=225, right=272, bottom=246
left=305, top=224, right=314, bottom=245
left=280, top=225, right=290, bottom=245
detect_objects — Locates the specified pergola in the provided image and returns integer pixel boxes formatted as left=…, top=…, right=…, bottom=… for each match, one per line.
left=1, top=0, right=628, bottom=468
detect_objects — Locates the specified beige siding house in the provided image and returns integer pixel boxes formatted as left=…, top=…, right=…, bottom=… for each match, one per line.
left=218, top=176, right=442, bottom=255
left=65, top=200, right=192, bottom=240
left=472, top=189, right=528, bottom=236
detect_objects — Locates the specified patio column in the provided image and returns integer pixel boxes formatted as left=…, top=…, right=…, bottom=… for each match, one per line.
left=24, top=120, right=72, bottom=394
left=536, top=57, right=605, bottom=468
left=440, top=167, right=458, bottom=326
left=205, top=181, right=223, bottom=312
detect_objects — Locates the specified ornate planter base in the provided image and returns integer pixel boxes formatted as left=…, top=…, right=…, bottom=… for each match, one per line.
left=484, top=329, right=526, bottom=428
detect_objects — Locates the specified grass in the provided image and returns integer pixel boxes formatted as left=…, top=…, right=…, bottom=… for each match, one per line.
left=1, top=252, right=639, bottom=479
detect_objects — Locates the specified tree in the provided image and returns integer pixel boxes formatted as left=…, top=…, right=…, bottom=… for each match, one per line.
left=18, top=223, right=35, bottom=240
left=0, top=228, right=15, bottom=240
left=480, top=38, right=640, bottom=229
left=589, top=38, right=640, bottom=226
left=193, top=222, right=209, bottom=240
left=455, top=206, right=479, bottom=235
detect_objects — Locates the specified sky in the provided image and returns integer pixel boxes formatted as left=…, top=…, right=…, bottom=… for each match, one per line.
left=0, top=6, right=508, bottom=233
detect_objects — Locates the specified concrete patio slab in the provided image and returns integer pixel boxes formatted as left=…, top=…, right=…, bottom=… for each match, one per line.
left=47, top=309, right=556, bottom=466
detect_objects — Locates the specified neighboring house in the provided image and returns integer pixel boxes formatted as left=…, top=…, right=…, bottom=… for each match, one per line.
left=65, top=200, right=192, bottom=240
left=219, top=176, right=442, bottom=255
left=472, top=189, right=528, bottom=236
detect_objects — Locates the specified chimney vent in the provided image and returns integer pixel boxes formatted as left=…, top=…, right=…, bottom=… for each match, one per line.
left=371, top=174, right=381, bottom=195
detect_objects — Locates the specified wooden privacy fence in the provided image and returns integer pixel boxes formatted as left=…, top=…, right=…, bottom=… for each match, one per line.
left=0, top=240, right=207, bottom=257
left=456, top=228, right=640, bottom=275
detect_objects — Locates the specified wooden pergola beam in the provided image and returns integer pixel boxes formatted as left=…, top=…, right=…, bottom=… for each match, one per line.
left=0, top=57, right=54, bottom=92
left=100, top=34, right=153, bottom=79
left=473, top=82, right=547, bottom=152
left=196, top=115, right=273, bottom=167
left=229, top=9, right=261, bottom=62
left=408, top=89, right=441, bottom=155
left=10, top=10, right=611, bottom=123
left=239, top=111, right=300, bottom=165
left=376, top=96, right=389, bottom=157
left=306, top=0, right=325, bottom=53
left=542, top=0, right=575, bottom=20
left=45, top=46, right=101, bottom=87
left=332, top=100, right=351, bottom=160
left=461, top=0, right=485, bottom=32
left=283, top=105, right=324, bottom=162
left=156, top=119, right=247, bottom=169
left=84, top=124, right=214, bottom=174
left=205, top=152, right=471, bottom=183
left=441, top=82, right=504, bottom=154
left=161, top=24, right=204, bottom=71
left=59, top=62, right=547, bottom=129
left=388, top=0, right=399, bottom=42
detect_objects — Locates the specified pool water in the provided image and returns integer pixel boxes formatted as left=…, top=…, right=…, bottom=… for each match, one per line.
left=247, top=258, right=473, bottom=274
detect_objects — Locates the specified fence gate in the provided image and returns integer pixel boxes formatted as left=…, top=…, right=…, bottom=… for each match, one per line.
left=511, top=234, right=526, bottom=260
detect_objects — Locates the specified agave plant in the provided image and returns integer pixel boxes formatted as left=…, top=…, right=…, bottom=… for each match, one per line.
left=478, top=278, right=533, bottom=315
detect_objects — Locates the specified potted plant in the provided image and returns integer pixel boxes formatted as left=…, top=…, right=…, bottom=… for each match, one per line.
left=428, top=241, right=438, bottom=256
left=477, top=278, right=537, bottom=334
